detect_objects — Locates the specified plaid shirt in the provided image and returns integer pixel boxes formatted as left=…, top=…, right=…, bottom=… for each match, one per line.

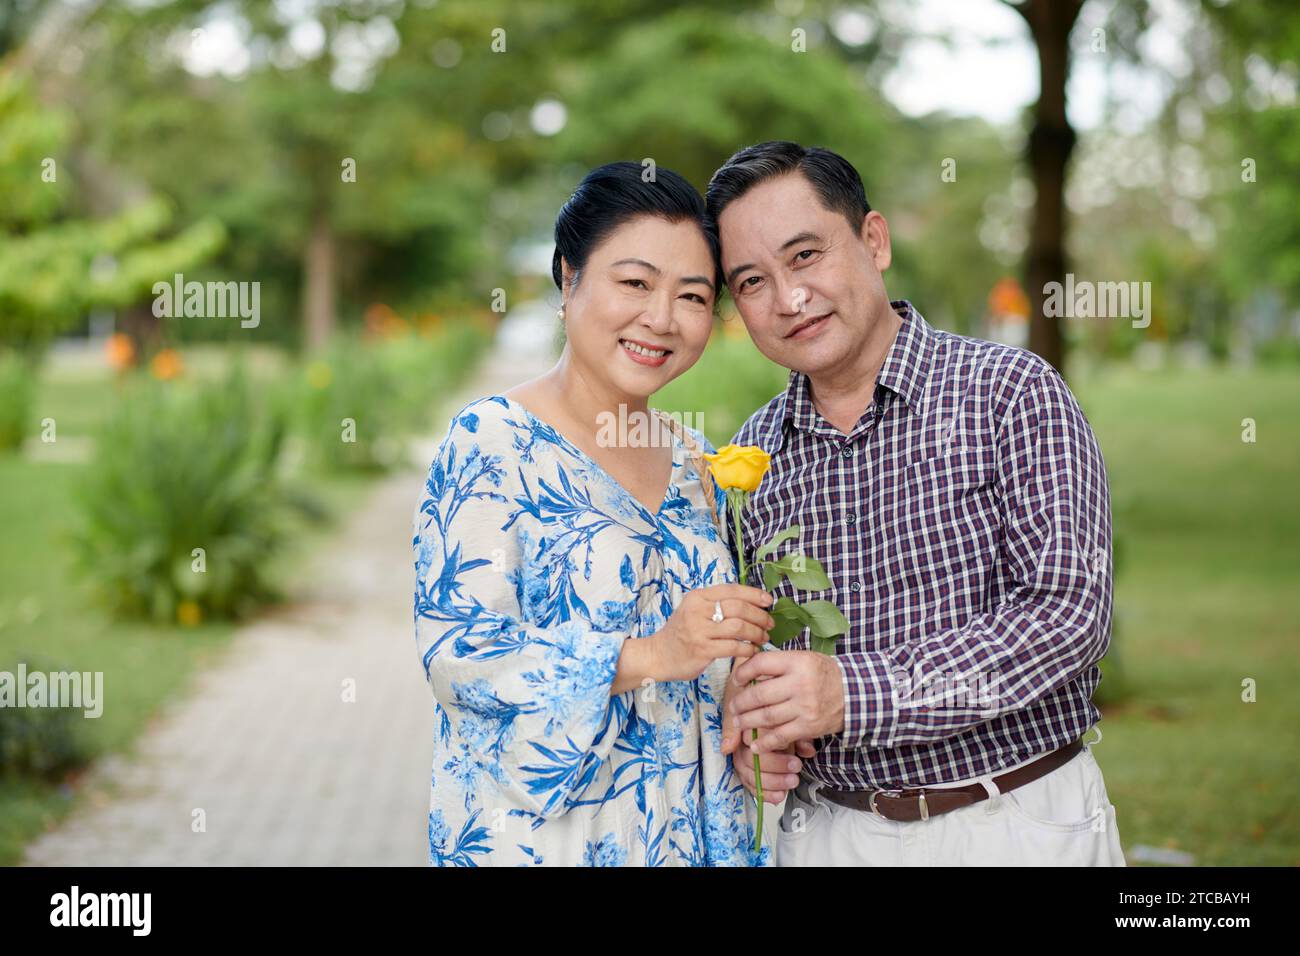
left=731, top=300, right=1112, bottom=790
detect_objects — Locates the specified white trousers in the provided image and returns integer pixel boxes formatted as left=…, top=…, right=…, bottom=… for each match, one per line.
left=772, top=740, right=1126, bottom=866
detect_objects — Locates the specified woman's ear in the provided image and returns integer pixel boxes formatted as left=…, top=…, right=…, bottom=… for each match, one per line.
left=560, top=256, right=575, bottom=297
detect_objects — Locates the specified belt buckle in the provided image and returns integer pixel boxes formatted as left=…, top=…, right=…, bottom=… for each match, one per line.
left=869, top=787, right=930, bottom=821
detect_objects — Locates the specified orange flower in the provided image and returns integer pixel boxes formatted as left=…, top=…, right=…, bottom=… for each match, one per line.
left=364, top=303, right=410, bottom=339
left=105, top=333, right=135, bottom=371
left=150, top=348, right=184, bottom=380
left=988, top=277, right=1029, bottom=320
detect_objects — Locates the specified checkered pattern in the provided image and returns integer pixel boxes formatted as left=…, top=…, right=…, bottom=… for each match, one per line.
left=731, top=300, right=1112, bottom=790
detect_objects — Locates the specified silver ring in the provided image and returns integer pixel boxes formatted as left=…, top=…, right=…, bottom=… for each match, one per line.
left=712, top=600, right=725, bottom=623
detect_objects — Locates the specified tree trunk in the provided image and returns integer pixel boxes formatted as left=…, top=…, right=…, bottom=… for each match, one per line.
left=1016, top=0, right=1083, bottom=374
left=302, top=205, right=336, bottom=352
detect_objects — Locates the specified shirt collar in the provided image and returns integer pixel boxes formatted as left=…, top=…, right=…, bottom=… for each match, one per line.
left=755, top=299, right=935, bottom=452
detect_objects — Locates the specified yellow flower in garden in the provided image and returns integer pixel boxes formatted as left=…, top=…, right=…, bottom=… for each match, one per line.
left=703, top=444, right=771, bottom=494
left=150, top=348, right=183, bottom=380
left=177, top=600, right=202, bottom=627
left=105, top=332, right=135, bottom=371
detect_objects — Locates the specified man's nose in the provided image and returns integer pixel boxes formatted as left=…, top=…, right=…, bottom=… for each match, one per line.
left=774, top=277, right=809, bottom=318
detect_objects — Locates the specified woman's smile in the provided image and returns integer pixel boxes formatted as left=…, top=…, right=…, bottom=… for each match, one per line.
left=619, top=337, right=673, bottom=367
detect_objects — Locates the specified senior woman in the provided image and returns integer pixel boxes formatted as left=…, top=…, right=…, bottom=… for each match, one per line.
left=411, top=162, right=775, bottom=866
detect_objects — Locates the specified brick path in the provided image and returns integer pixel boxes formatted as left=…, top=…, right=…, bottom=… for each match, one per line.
left=22, top=338, right=552, bottom=866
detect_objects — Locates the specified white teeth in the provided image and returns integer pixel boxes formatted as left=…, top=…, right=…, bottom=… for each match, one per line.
left=621, top=340, right=668, bottom=358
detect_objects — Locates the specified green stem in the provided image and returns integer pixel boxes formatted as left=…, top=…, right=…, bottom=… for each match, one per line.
left=728, top=490, right=764, bottom=854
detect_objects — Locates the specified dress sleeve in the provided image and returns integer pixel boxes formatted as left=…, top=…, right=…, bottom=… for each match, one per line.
left=412, top=404, right=634, bottom=820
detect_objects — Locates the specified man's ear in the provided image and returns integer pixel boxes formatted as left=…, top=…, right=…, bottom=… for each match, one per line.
left=861, top=211, right=892, bottom=272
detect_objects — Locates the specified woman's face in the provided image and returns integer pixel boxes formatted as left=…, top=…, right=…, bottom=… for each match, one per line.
left=561, top=215, right=717, bottom=401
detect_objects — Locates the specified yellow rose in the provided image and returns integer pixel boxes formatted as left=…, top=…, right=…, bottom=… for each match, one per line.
left=703, top=444, right=771, bottom=494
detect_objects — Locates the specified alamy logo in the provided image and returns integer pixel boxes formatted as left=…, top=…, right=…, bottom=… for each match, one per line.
left=0, top=665, right=102, bottom=718
left=595, top=405, right=704, bottom=448
left=152, top=272, right=260, bottom=328
left=1042, top=274, right=1151, bottom=328
left=891, top=663, right=1006, bottom=718
left=50, top=886, right=151, bottom=936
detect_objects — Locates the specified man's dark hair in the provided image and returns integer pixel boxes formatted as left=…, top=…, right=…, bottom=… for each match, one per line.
left=552, top=161, right=722, bottom=293
left=705, top=141, right=871, bottom=238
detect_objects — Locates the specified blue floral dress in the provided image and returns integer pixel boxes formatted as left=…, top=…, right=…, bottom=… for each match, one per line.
left=411, top=395, right=767, bottom=866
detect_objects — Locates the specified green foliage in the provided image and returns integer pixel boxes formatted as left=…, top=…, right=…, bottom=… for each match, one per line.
left=555, top=8, right=896, bottom=191
left=653, top=329, right=789, bottom=447
left=0, top=350, right=34, bottom=452
left=724, top=495, right=848, bottom=654
left=0, top=69, right=69, bottom=228
left=70, top=365, right=307, bottom=623
left=299, top=336, right=408, bottom=472
left=0, top=658, right=91, bottom=781
left=0, top=70, right=226, bottom=349
left=297, top=322, right=491, bottom=471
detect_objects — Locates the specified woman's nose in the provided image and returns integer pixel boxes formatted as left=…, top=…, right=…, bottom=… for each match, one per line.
left=642, top=296, right=674, bottom=333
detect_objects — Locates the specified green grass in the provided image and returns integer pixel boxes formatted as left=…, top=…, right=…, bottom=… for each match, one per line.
left=662, top=334, right=1300, bottom=865
left=1071, top=363, right=1300, bottom=866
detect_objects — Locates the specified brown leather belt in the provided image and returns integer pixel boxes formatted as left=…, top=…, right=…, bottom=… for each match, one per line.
left=811, top=739, right=1084, bottom=823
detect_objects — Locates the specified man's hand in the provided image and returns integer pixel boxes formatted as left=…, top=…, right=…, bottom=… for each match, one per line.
left=727, top=650, right=847, bottom=752
left=721, top=659, right=818, bottom=804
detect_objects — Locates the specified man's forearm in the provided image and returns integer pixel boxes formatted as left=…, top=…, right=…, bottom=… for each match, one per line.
left=834, top=593, right=1109, bottom=752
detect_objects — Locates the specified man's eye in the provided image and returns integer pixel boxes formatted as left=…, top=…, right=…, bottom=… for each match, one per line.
left=682, top=293, right=707, bottom=305
left=740, top=276, right=761, bottom=290
left=795, top=249, right=818, bottom=262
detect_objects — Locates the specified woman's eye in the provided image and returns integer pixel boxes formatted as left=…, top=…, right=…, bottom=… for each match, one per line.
left=622, top=279, right=649, bottom=290
left=739, top=276, right=761, bottom=291
left=681, top=293, right=706, bottom=305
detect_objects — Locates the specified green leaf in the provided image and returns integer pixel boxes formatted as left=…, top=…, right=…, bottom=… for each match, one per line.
left=802, top=599, right=849, bottom=639
left=754, top=524, right=801, bottom=563
left=761, top=561, right=780, bottom=591
left=767, top=597, right=809, bottom=647
left=810, top=635, right=841, bottom=655
left=782, top=554, right=831, bottom=591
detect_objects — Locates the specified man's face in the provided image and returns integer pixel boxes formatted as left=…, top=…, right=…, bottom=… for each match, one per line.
left=717, top=171, right=892, bottom=376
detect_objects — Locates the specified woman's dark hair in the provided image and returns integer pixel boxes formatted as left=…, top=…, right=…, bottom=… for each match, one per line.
left=551, top=162, right=722, bottom=295
left=705, top=141, right=871, bottom=235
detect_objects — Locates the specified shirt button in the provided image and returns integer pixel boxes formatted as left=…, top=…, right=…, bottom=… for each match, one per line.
left=850, top=581, right=863, bottom=593
left=844, top=514, right=857, bottom=526
left=840, top=444, right=854, bottom=458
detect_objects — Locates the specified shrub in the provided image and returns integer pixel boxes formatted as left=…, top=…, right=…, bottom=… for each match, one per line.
left=71, top=363, right=311, bottom=623
left=0, top=350, right=35, bottom=453
left=297, top=321, right=491, bottom=471
left=0, top=658, right=91, bottom=781
left=299, top=334, right=407, bottom=471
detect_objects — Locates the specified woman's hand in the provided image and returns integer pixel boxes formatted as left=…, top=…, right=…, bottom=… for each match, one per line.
left=648, top=583, right=775, bottom=683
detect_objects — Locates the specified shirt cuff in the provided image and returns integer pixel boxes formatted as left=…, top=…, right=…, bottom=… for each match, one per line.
left=834, top=652, right=899, bottom=752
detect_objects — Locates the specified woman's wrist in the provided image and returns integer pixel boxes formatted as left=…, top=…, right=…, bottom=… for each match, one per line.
left=611, top=634, right=661, bottom=695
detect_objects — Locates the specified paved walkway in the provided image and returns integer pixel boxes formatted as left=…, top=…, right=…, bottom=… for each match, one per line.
left=23, top=339, right=552, bottom=866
